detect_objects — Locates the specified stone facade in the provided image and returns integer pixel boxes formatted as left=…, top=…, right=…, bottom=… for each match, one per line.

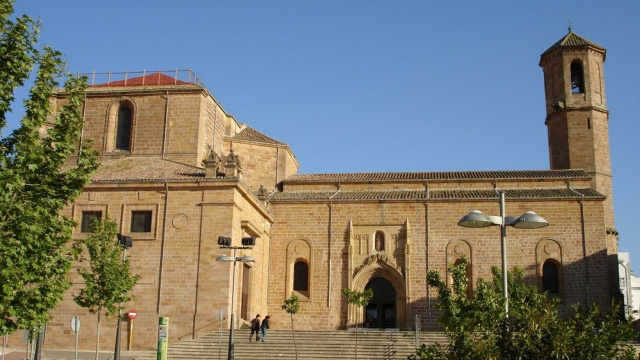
left=266, top=176, right=610, bottom=330
left=4, top=31, right=622, bottom=352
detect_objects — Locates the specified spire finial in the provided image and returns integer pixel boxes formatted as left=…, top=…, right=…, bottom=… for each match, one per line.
left=567, top=19, right=573, bottom=32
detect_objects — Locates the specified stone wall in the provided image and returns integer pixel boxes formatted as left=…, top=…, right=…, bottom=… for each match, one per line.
left=20, top=180, right=273, bottom=351
left=267, top=185, right=611, bottom=331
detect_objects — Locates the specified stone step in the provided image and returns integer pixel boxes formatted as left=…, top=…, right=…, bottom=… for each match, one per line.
left=135, top=330, right=447, bottom=360
left=136, top=330, right=640, bottom=359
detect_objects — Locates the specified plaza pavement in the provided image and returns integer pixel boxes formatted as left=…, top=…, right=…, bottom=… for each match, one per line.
left=0, top=348, right=153, bottom=360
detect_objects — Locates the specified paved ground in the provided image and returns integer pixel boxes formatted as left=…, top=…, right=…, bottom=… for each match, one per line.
left=0, top=348, right=153, bottom=360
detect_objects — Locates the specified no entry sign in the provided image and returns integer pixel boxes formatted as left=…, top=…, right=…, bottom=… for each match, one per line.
left=127, top=310, right=137, bottom=319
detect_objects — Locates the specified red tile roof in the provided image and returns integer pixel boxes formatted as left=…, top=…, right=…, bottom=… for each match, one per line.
left=230, top=126, right=286, bottom=145
left=268, top=188, right=603, bottom=202
left=542, top=30, right=606, bottom=58
left=92, top=157, right=207, bottom=182
left=284, top=169, right=590, bottom=183
left=91, top=72, right=189, bottom=87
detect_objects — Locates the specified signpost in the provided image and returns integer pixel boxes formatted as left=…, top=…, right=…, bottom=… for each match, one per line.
left=71, top=316, right=80, bottom=360
left=127, top=310, right=137, bottom=350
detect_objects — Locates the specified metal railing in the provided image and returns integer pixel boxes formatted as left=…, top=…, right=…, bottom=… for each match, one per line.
left=77, top=68, right=204, bottom=87
left=177, top=316, right=227, bottom=341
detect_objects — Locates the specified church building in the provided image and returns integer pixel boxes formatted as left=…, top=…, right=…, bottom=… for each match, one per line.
left=23, top=30, right=621, bottom=350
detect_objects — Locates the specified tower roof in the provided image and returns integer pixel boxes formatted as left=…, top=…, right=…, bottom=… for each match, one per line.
left=91, top=72, right=190, bottom=87
left=541, top=29, right=606, bottom=60
left=230, top=126, right=286, bottom=145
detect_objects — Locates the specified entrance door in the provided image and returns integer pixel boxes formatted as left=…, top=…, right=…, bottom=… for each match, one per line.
left=364, top=277, right=396, bottom=329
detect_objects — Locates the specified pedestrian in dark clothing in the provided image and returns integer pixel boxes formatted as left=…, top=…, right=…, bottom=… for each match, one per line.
left=250, top=314, right=261, bottom=341
left=260, top=315, right=270, bottom=342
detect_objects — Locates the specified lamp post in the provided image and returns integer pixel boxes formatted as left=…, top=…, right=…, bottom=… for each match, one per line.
left=114, top=234, right=132, bottom=360
left=216, top=236, right=255, bottom=360
left=457, top=191, right=548, bottom=317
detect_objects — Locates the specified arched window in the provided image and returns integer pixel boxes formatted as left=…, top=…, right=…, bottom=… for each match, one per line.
left=542, top=260, right=559, bottom=293
left=115, top=106, right=132, bottom=150
left=293, top=261, right=309, bottom=292
left=570, top=60, right=585, bottom=94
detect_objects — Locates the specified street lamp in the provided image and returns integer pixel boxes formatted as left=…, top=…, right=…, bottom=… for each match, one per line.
left=114, top=234, right=132, bottom=360
left=457, top=191, right=548, bottom=318
left=216, top=236, right=255, bottom=360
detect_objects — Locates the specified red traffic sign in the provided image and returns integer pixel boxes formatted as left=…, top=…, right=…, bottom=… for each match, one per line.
left=127, top=310, right=137, bottom=319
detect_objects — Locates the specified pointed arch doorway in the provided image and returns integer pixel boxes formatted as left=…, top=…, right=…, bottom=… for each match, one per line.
left=364, top=277, right=396, bottom=329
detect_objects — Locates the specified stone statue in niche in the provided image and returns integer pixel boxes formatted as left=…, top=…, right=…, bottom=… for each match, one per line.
left=375, top=231, right=385, bottom=252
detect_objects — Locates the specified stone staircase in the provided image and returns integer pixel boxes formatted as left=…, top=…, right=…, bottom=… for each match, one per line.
left=135, top=329, right=448, bottom=360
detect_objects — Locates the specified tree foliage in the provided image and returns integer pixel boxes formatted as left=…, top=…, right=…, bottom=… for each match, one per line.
left=74, top=217, right=139, bottom=359
left=409, top=256, right=639, bottom=360
left=0, top=0, right=99, bottom=337
left=281, top=293, right=301, bottom=360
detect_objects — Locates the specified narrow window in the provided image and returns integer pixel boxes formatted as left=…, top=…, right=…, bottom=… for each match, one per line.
left=81, top=211, right=102, bottom=233
left=542, top=261, right=560, bottom=293
left=131, top=211, right=152, bottom=232
left=293, top=261, right=309, bottom=292
left=587, top=117, right=591, bottom=130
left=570, top=60, right=585, bottom=94
left=115, top=106, right=132, bottom=150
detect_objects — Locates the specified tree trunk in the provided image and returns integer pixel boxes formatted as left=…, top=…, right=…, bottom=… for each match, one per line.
left=3, top=334, right=7, bottom=360
left=34, top=329, right=43, bottom=360
left=291, top=314, right=298, bottom=360
left=355, top=308, right=359, bottom=360
left=95, top=313, right=101, bottom=360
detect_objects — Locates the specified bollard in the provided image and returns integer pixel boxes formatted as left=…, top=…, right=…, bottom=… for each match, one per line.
left=157, top=317, right=169, bottom=360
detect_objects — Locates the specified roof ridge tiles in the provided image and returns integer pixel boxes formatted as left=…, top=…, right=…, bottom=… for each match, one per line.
left=269, top=187, right=603, bottom=202
left=283, top=169, right=590, bottom=183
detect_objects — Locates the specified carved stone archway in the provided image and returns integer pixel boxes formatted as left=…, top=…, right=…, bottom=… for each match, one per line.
left=348, top=255, right=406, bottom=329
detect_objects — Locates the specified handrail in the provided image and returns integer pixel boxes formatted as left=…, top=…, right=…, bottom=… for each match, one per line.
left=177, top=317, right=227, bottom=341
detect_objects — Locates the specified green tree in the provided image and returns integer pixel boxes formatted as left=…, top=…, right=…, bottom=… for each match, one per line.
left=409, top=256, right=639, bottom=360
left=74, top=217, right=139, bottom=360
left=342, top=287, right=373, bottom=360
left=0, top=0, right=98, bottom=339
left=281, top=293, right=301, bottom=360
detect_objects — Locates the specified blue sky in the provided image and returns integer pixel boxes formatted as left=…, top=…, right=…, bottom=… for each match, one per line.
left=9, top=1, right=640, bottom=271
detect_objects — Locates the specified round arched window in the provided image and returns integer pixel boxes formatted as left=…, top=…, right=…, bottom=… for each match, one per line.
left=293, top=261, right=309, bottom=292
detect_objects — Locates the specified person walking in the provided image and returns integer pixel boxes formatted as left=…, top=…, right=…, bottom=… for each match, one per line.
left=260, top=315, right=270, bottom=342
left=250, top=314, right=261, bottom=341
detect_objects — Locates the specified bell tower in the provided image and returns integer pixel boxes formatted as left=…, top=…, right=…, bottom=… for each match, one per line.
left=540, top=29, right=618, bottom=292
left=540, top=29, right=609, bottom=173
